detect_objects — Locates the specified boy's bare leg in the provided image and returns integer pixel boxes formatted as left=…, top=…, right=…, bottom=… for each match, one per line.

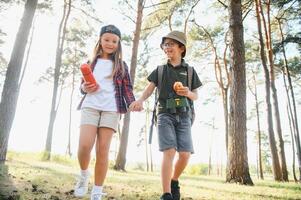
left=161, top=148, right=176, bottom=193
left=172, top=152, right=191, bottom=180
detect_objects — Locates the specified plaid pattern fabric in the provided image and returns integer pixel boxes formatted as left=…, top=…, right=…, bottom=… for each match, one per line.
left=77, top=59, right=135, bottom=113
left=113, top=62, right=135, bottom=113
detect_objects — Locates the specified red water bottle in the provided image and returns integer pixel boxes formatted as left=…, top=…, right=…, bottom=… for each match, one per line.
left=80, top=63, right=96, bottom=85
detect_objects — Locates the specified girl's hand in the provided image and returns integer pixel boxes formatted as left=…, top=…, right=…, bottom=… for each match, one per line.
left=176, top=86, right=189, bottom=96
left=82, top=82, right=99, bottom=93
left=129, top=100, right=144, bottom=112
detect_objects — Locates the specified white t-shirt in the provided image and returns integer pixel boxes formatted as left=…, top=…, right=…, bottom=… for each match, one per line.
left=81, top=58, right=117, bottom=111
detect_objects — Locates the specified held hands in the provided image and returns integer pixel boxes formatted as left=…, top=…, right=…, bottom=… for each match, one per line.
left=82, top=82, right=99, bottom=93
left=129, top=99, right=144, bottom=112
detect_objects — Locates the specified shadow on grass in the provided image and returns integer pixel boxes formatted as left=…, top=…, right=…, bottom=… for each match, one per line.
left=194, top=183, right=300, bottom=200
left=182, top=174, right=226, bottom=184
left=0, top=163, right=20, bottom=200
left=255, top=181, right=301, bottom=192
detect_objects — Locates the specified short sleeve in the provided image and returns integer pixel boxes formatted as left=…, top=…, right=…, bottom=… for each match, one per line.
left=147, top=67, right=158, bottom=86
left=191, top=68, right=202, bottom=90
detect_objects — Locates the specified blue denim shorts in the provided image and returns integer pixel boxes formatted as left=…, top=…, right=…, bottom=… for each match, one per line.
left=157, top=112, right=194, bottom=153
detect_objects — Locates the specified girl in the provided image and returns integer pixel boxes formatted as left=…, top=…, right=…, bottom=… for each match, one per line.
left=75, top=24, right=137, bottom=200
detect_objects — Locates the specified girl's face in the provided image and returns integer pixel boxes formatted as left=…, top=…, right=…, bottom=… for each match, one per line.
left=100, top=33, right=120, bottom=56
left=162, top=38, right=184, bottom=60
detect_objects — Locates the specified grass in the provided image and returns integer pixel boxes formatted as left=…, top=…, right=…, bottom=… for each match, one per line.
left=0, top=151, right=300, bottom=200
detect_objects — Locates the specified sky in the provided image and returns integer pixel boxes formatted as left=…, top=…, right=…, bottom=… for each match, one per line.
left=0, top=0, right=299, bottom=170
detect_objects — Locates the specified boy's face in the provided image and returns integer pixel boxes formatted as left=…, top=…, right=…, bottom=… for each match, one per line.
left=162, top=38, right=185, bottom=60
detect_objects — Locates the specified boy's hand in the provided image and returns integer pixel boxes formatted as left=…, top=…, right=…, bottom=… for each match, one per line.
left=82, top=82, right=99, bottom=93
left=175, top=86, right=189, bottom=96
left=129, top=100, right=144, bottom=112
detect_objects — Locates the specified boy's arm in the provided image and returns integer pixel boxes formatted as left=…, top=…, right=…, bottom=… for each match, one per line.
left=176, top=87, right=198, bottom=101
left=129, top=82, right=156, bottom=111
left=138, top=82, right=156, bottom=102
left=186, top=88, right=198, bottom=101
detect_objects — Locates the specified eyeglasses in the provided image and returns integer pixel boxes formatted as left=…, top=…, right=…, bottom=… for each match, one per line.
left=162, top=42, right=176, bottom=48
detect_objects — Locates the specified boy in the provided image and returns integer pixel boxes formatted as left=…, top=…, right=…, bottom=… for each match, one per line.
left=130, top=31, right=202, bottom=200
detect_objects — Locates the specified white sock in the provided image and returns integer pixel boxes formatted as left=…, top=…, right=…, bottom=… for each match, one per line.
left=80, top=169, right=90, bottom=177
left=92, top=185, right=103, bottom=193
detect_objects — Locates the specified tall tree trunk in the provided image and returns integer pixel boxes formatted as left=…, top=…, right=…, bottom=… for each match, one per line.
left=254, top=0, right=282, bottom=181
left=252, top=72, right=264, bottom=180
left=145, top=100, right=150, bottom=171
left=0, top=0, right=38, bottom=163
left=226, top=0, right=253, bottom=185
left=263, top=1, right=288, bottom=181
left=208, top=119, right=214, bottom=176
left=277, top=18, right=301, bottom=182
left=114, top=0, right=144, bottom=171
left=44, top=0, right=71, bottom=160
left=19, top=16, right=35, bottom=87
left=287, top=105, right=298, bottom=182
left=66, top=64, right=75, bottom=157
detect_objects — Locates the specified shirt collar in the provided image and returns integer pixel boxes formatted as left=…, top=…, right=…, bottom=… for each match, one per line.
left=167, top=59, right=188, bottom=68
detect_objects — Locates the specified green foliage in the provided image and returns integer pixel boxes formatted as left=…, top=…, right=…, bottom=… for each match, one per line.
left=185, top=163, right=208, bottom=175
left=275, top=56, right=301, bottom=77
left=51, top=154, right=75, bottom=166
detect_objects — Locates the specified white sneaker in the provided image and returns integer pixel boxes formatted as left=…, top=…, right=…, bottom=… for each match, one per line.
left=90, top=190, right=106, bottom=200
left=74, top=172, right=90, bottom=197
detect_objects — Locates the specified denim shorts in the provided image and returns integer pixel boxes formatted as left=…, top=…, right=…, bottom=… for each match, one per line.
left=157, top=112, right=193, bottom=153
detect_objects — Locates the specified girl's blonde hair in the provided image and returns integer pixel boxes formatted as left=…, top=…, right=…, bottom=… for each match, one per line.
left=91, top=37, right=125, bottom=78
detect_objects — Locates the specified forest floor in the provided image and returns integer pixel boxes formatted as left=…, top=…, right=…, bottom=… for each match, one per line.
left=0, top=152, right=300, bottom=200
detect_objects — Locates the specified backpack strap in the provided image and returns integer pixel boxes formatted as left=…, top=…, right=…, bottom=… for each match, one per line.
left=187, top=66, right=193, bottom=90
left=157, top=65, right=164, bottom=93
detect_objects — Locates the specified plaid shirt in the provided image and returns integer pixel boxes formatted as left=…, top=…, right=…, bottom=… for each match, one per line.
left=77, top=59, right=135, bottom=114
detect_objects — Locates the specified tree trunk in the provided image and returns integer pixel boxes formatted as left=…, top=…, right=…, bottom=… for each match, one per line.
left=0, top=0, right=38, bottom=163
left=19, top=16, right=35, bottom=87
left=287, top=104, right=298, bottom=182
left=277, top=18, right=301, bottom=182
left=114, top=0, right=144, bottom=170
left=254, top=0, right=282, bottom=181
left=264, top=1, right=288, bottom=181
left=44, top=0, right=71, bottom=160
left=66, top=64, right=75, bottom=157
left=145, top=101, right=150, bottom=171
left=226, top=0, right=253, bottom=185
left=252, top=72, right=264, bottom=180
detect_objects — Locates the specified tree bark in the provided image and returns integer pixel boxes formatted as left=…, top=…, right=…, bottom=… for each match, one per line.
left=277, top=18, right=301, bottom=182
left=0, top=0, right=38, bottom=163
left=226, top=0, right=253, bottom=185
left=44, top=0, right=71, bottom=160
left=114, top=0, right=144, bottom=170
left=252, top=72, right=264, bottom=180
left=254, top=0, right=282, bottom=181
left=263, top=1, right=288, bottom=181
